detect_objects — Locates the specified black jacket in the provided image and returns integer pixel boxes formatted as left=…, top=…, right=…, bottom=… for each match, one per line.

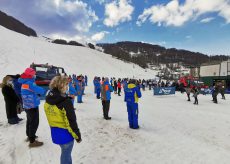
left=45, top=88, right=81, bottom=141
left=1, top=85, right=20, bottom=119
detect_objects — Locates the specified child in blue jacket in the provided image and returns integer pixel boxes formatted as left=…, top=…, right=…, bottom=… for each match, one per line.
left=125, top=79, right=142, bottom=129
left=18, top=68, right=45, bottom=147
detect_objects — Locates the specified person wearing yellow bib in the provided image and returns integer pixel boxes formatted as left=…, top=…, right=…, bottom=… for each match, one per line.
left=44, top=76, right=81, bottom=164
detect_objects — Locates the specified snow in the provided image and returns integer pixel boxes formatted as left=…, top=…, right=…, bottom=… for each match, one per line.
left=0, top=26, right=230, bottom=164
left=0, top=26, right=156, bottom=80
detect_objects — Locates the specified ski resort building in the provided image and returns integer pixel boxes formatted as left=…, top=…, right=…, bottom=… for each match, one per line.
left=200, top=60, right=230, bottom=90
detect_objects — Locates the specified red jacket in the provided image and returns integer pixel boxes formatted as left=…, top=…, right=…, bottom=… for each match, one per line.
left=118, top=82, right=121, bottom=88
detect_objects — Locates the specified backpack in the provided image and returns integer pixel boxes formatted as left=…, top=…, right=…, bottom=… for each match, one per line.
left=101, top=84, right=107, bottom=100
left=125, top=88, right=135, bottom=103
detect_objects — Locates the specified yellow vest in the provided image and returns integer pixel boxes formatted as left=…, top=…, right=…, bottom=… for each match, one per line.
left=128, top=84, right=139, bottom=103
left=44, top=103, right=79, bottom=140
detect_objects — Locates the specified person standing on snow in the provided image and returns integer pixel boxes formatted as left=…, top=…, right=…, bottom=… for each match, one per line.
left=82, top=76, right=86, bottom=95
left=125, top=79, right=142, bottom=129
left=148, top=80, right=152, bottom=90
left=18, top=68, right=45, bottom=147
left=219, top=83, right=226, bottom=100
left=44, top=76, right=81, bottom=164
left=1, top=75, right=22, bottom=124
left=75, top=76, right=83, bottom=103
left=95, top=77, right=101, bottom=99
left=110, top=78, right=114, bottom=89
left=93, top=76, right=97, bottom=95
left=192, top=87, right=199, bottom=105
left=85, top=75, right=88, bottom=86
left=185, top=86, right=191, bottom=101
left=142, top=79, right=146, bottom=91
left=114, top=79, right=118, bottom=94
left=117, top=78, right=122, bottom=96
left=101, top=77, right=113, bottom=120
left=212, top=85, right=219, bottom=104
left=67, top=77, right=77, bottom=105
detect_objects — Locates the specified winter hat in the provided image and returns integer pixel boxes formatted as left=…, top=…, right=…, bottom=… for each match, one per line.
left=24, top=68, right=36, bottom=76
left=21, top=68, right=36, bottom=79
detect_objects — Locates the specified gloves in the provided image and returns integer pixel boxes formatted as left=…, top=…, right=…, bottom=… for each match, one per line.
left=76, top=138, right=82, bottom=143
left=75, top=131, right=82, bottom=143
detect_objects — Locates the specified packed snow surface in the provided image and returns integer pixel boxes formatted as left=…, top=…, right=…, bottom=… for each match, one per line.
left=0, top=26, right=230, bottom=164
left=0, top=26, right=156, bottom=80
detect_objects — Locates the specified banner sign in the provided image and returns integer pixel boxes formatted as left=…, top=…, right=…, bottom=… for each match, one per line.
left=226, top=89, right=230, bottom=94
left=154, top=87, right=176, bottom=95
left=200, top=88, right=212, bottom=95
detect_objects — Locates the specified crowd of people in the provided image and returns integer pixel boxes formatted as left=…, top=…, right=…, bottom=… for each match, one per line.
left=0, top=68, right=227, bottom=164
left=93, top=77, right=142, bottom=128
left=67, top=74, right=88, bottom=106
left=0, top=68, right=83, bottom=164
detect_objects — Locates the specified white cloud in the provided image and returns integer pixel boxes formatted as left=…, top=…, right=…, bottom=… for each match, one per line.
left=0, top=0, right=98, bottom=36
left=49, top=33, right=88, bottom=43
left=49, top=31, right=109, bottom=44
left=91, top=31, right=109, bottom=42
left=219, top=4, right=230, bottom=23
left=39, top=0, right=99, bottom=33
left=200, top=17, right=215, bottom=23
left=186, top=35, right=192, bottom=39
left=137, top=0, right=230, bottom=27
left=104, top=0, right=134, bottom=27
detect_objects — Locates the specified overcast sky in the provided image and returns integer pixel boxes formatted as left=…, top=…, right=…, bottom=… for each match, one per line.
left=0, top=0, right=230, bottom=55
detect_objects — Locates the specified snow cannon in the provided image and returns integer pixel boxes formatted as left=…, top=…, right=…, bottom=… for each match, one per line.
left=30, top=63, right=66, bottom=99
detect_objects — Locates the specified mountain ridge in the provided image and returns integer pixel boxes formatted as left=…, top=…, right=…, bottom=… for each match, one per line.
left=97, top=41, right=229, bottom=68
left=0, top=10, right=37, bottom=37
